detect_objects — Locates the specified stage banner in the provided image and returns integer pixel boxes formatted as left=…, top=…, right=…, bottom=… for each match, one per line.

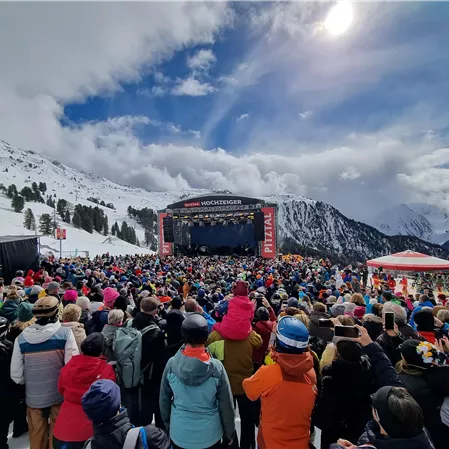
left=158, top=212, right=173, bottom=257
left=261, top=207, right=276, bottom=259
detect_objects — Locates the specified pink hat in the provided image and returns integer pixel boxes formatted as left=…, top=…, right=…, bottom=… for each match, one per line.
left=44, top=276, right=53, bottom=284
left=354, top=306, right=366, bottom=319
left=103, top=287, right=119, bottom=308
left=64, top=289, right=78, bottom=302
left=233, top=280, right=249, bottom=297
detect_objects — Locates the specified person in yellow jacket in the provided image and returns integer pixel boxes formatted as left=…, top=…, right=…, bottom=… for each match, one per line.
left=243, top=316, right=317, bottom=449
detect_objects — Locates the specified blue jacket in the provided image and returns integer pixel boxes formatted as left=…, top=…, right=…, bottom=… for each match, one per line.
left=409, top=301, right=434, bottom=329
left=159, top=349, right=235, bottom=449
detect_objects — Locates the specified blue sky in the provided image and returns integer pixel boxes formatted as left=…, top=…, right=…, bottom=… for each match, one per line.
left=2, top=2, right=449, bottom=219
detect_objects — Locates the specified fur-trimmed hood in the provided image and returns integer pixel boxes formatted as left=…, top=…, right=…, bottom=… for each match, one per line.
left=362, top=313, right=382, bottom=324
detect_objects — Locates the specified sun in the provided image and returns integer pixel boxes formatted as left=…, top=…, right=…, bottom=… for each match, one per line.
left=324, top=1, right=354, bottom=36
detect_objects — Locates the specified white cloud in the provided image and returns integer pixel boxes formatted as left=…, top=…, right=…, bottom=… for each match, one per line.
left=236, top=113, right=249, bottom=123
left=340, top=166, right=361, bottom=181
left=299, top=110, right=312, bottom=119
left=187, top=49, right=216, bottom=72
left=171, top=77, right=216, bottom=96
left=154, top=72, right=170, bottom=84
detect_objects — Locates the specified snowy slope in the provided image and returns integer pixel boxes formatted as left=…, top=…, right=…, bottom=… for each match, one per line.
left=372, top=203, right=449, bottom=244
left=0, top=138, right=448, bottom=261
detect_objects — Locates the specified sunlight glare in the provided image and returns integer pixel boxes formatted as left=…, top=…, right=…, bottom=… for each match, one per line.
left=325, top=1, right=354, bottom=36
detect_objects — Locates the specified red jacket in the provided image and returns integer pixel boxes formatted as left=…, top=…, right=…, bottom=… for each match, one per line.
left=24, top=270, right=34, bottom=287
left=253, top=320, right=275, bottom=364
left=53, top=355, right=116, bottom=442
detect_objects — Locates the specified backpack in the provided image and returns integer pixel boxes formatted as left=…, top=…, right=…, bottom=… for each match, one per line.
left=113, top=319, right=158, bottom=389
left=84, top=426, right=147, bottom=449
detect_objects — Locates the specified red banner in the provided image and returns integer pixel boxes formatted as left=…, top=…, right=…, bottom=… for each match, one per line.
left=158, top=213, right=173, bottom=257
left=261, top=207, right=276, bottom=259
left=55, top=228, right=67, bottom=240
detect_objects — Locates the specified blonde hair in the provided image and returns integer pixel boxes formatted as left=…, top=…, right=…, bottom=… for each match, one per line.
left=437, top=309, right=449, bottom=323
left=432, top=306, right=446, bottom=317
left=351, top=293, right=365, bottom=306
left=320, top=343, right=338, bottom=371
left=337, top=315, right=355, bottom=326
left=62, top=304, right=82, bottom=323
left=395, top=359, right=425, bottom=376
left=7, top=286, right=20, bottom=300
left=13, top=317, right=36, bottom=331
left=294, top=314, right=310, bottom=329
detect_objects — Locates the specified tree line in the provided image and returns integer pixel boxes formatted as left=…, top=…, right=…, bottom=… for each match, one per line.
left=111, top=221, right=139, bottom=246
left=127, top=206, right=157, bottom=250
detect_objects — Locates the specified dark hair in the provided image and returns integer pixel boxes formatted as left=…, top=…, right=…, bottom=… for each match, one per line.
left=372, top=303, right=383, bottom=317
left=382, top=291, right=392, bottom=302
left=388, top=387, right=423, bottom=435
left=313, top=302, right=326, bottom=313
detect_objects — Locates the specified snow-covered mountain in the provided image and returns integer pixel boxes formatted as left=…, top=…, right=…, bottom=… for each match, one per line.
left=372, top=203, right=449, bottom=244
left=0, top=138, right=448, bottom=261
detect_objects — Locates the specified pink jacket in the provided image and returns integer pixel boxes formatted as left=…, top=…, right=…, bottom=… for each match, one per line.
left=212, top=295, right=255, bottom=340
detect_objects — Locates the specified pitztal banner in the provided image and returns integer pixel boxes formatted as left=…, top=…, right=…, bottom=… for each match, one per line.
left=158, top=213, right=173, bottom=257
left=261, top=207, right=276, bottom=259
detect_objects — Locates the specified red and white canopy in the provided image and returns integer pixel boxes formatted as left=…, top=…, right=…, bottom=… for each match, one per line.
left=367, top=250, right=449, bottom=272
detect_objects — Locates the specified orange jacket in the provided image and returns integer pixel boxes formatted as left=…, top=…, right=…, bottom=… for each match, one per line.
left=243, top=351, right=317, bottom=449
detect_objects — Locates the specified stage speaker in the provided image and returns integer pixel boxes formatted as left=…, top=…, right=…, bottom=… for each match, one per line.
left=254, top=212, right=265, bottom=241
left=163, top=216, right=174, bottom=242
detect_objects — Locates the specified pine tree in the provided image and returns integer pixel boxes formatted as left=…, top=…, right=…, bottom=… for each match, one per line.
left=120, top=221, right=129, bottom=241
left=20, top=186, right=33, bottom=201
left=72, top=209, right=83, bottom=228
left=31, top=182, right=38, bottom=193
left=82, top=214, right=94, bottom=234
left=56, top=199, right=68, bottom=220
left=39, top=213, right=53, bottom=235
left=64, top=209, right=71, bottom=224
left=23, top=208, right=36, bottom=230
left=38, top=182, right=47, bottom=194
left=103, top=216, right=109, bottom=236
left=46, top=196, right=55, bottom=208
left=7, top=184, right=17, bottom=199
left=11, top=195, right=25, bottom=213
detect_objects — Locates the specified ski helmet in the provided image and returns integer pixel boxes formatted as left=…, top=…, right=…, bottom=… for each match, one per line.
left=276, top=316, right=309, bottom=353
left=181, top=313, right=209, bottom=345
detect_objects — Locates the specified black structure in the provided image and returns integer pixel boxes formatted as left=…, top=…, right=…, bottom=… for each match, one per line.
left=0, top=235, right=39, bottom=284
left=158, top=194, right=278, bottom=258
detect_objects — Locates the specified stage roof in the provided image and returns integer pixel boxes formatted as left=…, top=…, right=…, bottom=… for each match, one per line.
left=367, top=250, right=449, bottom=272
left=0, top=235, right=40, bottom=243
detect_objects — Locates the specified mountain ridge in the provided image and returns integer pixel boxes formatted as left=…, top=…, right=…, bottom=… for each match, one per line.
left=0, top=138, right=448, bottom=262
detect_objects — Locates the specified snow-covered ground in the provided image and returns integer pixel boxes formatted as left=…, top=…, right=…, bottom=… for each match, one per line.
left=0, top=139, right=209, bottom=257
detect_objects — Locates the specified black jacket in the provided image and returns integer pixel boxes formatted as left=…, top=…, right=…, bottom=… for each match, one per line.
left=376, top=325, right=424, bottom=366
left=165, top=309, right=184, bottom=358
left=0, top=338, right=23, bottom=404
left=132, top=312, right=167, bottom=387
left=330, top=420, right=435, bottom=449
left=308, top=311, right=333, bottom=342
left=399, top=366, right=449, bottom=449
left=90, top=409, right=170, bottom=449
left=314, top=356, right=373, bottom=442
left=363, top=314, right=384, bottom=341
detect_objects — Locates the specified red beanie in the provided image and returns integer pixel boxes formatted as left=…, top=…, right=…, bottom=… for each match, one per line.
left=233, top=280, right=249, bottom=297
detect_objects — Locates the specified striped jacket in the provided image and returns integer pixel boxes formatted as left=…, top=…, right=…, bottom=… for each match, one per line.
left=11, top=321, right=79, bottom=408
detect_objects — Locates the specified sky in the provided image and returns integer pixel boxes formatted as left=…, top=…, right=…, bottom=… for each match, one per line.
left=1, top=1, right=449, bottom=221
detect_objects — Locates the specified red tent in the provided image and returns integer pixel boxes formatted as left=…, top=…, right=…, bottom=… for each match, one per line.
left=367, top=250, right=449, bottom=272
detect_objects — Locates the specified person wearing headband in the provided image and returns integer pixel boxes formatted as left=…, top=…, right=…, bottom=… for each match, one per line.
left=330, top=386, right=434, bottom=449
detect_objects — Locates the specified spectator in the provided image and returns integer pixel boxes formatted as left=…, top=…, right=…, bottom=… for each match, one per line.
left=0, top=286, right=21, bottom=323
left=62, top=304, right=87, bottom=351
left=82, top=379, right=170, bottom=449
left=160, top=313, right=235, bottom=449
left=101, top=309, right=124, bottom=362
left=11, top=296, right=79, bottom=449
left=53, top=333, right=116, bottom=449
left=308, top=302, right=333, bottom=343
left=76, top=296, right=91, bottom=326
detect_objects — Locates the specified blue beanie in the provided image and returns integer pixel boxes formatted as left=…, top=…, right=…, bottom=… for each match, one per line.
left=197, top=288, right=205, bottom=298
left=82, top=380, right=120, bottom=424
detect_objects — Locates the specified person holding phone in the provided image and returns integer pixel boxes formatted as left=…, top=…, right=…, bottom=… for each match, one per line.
left=314, top=326, right=373, bottom=449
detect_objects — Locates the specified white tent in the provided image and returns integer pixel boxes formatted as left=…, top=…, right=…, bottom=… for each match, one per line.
left=367, top=250, right=449, bottom=272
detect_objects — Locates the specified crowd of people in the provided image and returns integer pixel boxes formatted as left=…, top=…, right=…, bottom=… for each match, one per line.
left=0, top=252, right=448, bottom=449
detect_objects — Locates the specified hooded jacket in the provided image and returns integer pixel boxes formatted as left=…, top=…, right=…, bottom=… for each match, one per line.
left=243, top=351, right=317, bottom=449
left=160, top=348, right=235, bottom=449
left=53, top=354, right=116, bottom=442
left=11, top=321, right=79, bottom=408
left=212, top=295, right=255, bottom=340
left=330, top=420, right=435, bottom=449
left=61, top=321, right=87, bottom=351
left=101, top=324, right=120, bottom=362
left=88, top=409, right=170, bottom=449
left=0, top=299, right=20, bottom=323
left=409, top=301, right=434, bottom=328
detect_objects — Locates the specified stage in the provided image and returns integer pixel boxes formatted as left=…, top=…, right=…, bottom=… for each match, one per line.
left=158, top=194, right=278, bottom=259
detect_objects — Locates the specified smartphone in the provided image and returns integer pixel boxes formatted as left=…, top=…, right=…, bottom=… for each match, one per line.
left=334, top=325, right=360, bottom=338
left=385, top=312, right=395, bottom=330
left=318, top=319, right=334, bottom=328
